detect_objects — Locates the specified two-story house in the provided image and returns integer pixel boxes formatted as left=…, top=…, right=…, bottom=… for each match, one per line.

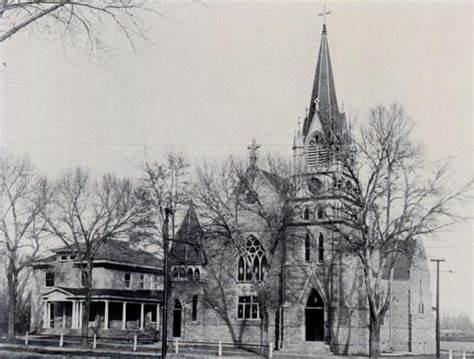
left=30, top=240, right=163, bottom=337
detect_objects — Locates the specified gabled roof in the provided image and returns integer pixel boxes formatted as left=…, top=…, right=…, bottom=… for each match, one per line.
left=382, top=240, right=418, bottom=281
left=36, top=240, right=161, bottom=269
left=169, top=204, right=207, bottom=266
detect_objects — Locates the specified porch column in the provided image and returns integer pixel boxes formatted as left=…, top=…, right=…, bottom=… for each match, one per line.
left=156, top=304, right=160, bottom=331
left=78, top=301, right=83, bottom=329
left=43, top=301, right=49, bottom=328
left=104, top=300, right=109, bottom=330
left=140, top=303, right=145, bottom=330
left=122, top=302, right=127, bottom=330
left=73, top=301, right=78, bottom=328
left=62, top=303, right=66, bottom=328
left=71, top=302, right=76, bottom=328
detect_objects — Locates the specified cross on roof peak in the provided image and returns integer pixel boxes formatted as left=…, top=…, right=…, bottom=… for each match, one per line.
left=247, top=139, right=260, bottom=167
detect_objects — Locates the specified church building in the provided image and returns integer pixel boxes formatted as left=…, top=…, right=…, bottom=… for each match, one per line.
left=168, top=20, right=436, bottom=356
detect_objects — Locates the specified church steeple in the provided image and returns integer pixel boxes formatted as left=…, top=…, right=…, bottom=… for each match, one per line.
left=303, top=23, right=341, bottom=138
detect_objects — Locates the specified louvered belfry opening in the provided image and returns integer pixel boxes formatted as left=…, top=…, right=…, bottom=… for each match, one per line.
left=307, top=132, right=329, bottom=167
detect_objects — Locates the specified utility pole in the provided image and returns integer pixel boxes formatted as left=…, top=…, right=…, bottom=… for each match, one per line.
left=161, top=207, right=172, bottom=359
left=431, top=258, right=445, bottom=358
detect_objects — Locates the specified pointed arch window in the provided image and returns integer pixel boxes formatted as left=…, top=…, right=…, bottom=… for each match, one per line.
left=172, top=268, right=179, bottom=280
left=187, top=268, right=194, bottom=281
left=305, top=233, right=311, bottom=263
left=318, top=233, right=324, bottom=263
left=192, top=295, right=198, bottom=321
left=237, top=236, right=267, bottom=282
left=418, top=279, right=424, bottom=314
left=317, top=207, right=324, bottom=219
left=303, top=207, right=310, bottom=220
left=238, top=257, right=245, bottom=282
left=194, top=268, right=200, bottom=281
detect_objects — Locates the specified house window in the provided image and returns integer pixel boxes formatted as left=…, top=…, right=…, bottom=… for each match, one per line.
left=70, top=255, right=76, bottom=260
left=318, top=233, right=324, bottom=263
left=237, top=296, right=259, bottom=319
left=305, top=233, right=311, bottom=263
left=60, top=255, right=68, bottom=261
left=237, top=236, right=267, bottom=282
left=187, top=268, right=194, bottom=281
left=45, top=272, right=54, bottom=287
left=139, top=274, right=145, bottom=289
left=194, top=268, right=200, bottom=281
left=192, top=295, right=198, bottom=321
left=124, top=273, right=131, bottom=289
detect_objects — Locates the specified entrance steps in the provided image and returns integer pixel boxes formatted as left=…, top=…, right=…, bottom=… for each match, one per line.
left=279, top=341, right=332, bottom=356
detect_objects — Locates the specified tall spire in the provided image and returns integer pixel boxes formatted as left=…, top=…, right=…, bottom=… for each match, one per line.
left=303, top=21, right=340, bottom=137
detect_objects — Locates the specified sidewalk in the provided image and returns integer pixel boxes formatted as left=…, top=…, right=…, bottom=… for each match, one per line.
left=0, top=342, right=471, bottom=359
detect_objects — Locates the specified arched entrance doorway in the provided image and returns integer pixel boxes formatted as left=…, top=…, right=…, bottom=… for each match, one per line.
left=172, top=299, right=182, bottom=338
left=305, top=289, right=324, bottom=341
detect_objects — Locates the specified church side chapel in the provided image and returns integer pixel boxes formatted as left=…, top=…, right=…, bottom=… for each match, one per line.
left=168, top=15, right=435, bottom=356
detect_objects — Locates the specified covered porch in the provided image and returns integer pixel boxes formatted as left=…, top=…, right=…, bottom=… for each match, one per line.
left=41, top=287, right=162, bottom=334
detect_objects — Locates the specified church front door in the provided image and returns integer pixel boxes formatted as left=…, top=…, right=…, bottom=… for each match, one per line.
left=305, top=289, right=324, bottom=341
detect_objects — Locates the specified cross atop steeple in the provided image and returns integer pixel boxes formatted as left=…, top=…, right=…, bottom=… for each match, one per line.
left=247, top=139, right=261, bottom=167
left=318, top=5, right=331, bottom=26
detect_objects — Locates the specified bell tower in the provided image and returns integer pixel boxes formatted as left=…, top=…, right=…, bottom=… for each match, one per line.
left=292, top=14, right=351, bottom=192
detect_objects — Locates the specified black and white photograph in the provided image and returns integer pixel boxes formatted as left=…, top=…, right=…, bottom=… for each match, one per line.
left=0, top=1, right=472, bottom=358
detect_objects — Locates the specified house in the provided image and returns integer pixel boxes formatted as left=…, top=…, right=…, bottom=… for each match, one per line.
left=30, top=240, right=163, bottom=337
left=167, top=21, right=436, bottom=356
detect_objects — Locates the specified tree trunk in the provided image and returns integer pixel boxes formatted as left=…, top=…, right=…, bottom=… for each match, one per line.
left=81, top=262, right=93, bottom=345
left=7, top=259, right=18, bottom=343
left=260, top=308, right=269, bottom=357
left=369, top=315, right=381, bottom=357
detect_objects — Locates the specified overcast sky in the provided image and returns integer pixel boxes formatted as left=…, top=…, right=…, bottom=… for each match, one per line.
left=0, top=1, right=472, bottom=319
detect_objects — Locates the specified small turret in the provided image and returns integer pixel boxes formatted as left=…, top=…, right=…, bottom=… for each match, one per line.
left=292, top=118, right=304, bottom=175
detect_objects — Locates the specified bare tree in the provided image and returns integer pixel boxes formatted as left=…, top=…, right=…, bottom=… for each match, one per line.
left=0, top=0, right=155, bottom=52
left=141, top=151, right=190, bottom=239
left=140, top=151, right=190, bottom=346
left=0, top=150, right=50, bottom=342
left=194, top=155, right=299, bottom=353
left=326, top=103, right=473, bottom=356
left=42, top=167, right=149, bottom=343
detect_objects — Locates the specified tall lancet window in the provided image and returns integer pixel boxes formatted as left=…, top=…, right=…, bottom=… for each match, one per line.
left=237, top=236, right=267, bottom=282
left=318, top=233, right=324, bottom=263
left=305, top=233, right=311, bottom=263
left=307, top=132, right=329, bottom=166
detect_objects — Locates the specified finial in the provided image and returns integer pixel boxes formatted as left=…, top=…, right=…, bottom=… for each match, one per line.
left=318, top=5, right=331, bottom=28
left=247, top=139, right=261, bottom=167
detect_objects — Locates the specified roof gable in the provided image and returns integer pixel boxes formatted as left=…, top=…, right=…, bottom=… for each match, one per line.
left=169, top=204, right=207, bottom=266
